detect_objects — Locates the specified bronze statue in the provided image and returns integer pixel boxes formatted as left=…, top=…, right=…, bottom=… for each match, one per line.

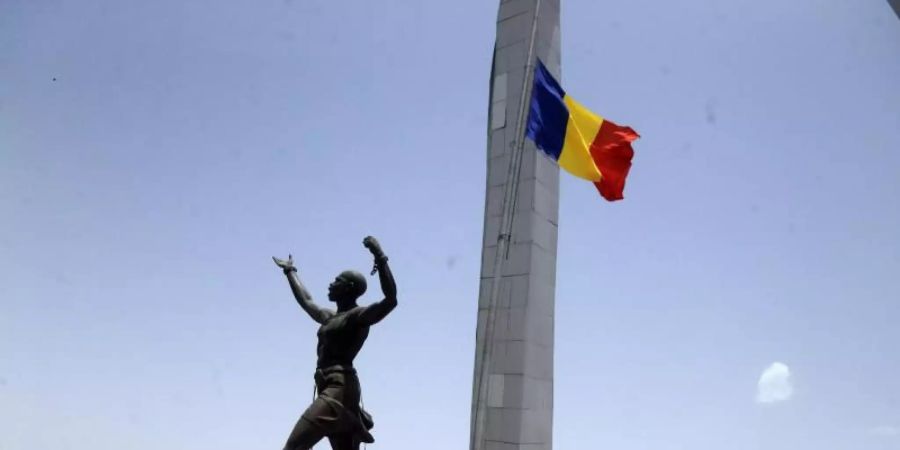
left=273, top=236, right=397, bottom=450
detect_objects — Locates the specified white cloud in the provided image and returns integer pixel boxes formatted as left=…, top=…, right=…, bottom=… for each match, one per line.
left=870, top=426, right=900, bottom=437
left=756, top=362, right=793, bottom=404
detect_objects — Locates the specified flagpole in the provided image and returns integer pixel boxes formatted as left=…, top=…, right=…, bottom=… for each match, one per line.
left=471, top=1, right=543, bottom=450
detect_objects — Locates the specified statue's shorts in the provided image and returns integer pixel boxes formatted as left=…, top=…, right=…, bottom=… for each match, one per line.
left=301, top=365, right=375, bottom=444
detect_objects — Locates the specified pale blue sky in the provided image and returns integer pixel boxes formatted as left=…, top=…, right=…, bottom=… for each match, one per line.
left=2, top=1, right=899, bottom=449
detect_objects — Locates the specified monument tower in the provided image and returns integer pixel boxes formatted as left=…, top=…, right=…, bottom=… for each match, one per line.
left=470, top=2, right=561, bottom=450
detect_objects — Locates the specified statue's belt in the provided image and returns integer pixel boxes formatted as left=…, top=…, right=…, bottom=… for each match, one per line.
left=315, top=365, right=357, bottom=376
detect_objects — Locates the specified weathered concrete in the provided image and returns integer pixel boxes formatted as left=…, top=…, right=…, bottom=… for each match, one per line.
left=471, top=2, right=561, bottom=450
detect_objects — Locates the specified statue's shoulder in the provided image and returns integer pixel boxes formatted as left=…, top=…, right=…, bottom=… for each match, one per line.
left=338, top=306, right=369, bottom=325
left=318, top=308, right=337, bottom=323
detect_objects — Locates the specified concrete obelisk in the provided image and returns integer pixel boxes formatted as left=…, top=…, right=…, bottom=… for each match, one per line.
left=470, top=2, right=561, bottom=450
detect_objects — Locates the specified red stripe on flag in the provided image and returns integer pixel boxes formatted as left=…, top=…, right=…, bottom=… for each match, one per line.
left=589, top=120, right=639, bottom=201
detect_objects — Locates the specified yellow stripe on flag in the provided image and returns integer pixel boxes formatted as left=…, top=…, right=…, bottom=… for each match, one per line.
left=559, top=96, right=604, bottom=182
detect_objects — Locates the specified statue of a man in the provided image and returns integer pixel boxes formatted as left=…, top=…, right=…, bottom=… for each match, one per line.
left=273, top=236, right=397, bottom=450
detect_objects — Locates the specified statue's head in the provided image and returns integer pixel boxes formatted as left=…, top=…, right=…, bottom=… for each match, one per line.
left=327, top=270, right=367, bottom=302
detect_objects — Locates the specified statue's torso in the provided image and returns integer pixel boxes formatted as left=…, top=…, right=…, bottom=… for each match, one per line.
left=316, top=307, right=369, bottom=368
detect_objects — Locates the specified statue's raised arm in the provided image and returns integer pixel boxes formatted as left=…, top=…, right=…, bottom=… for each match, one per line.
left=273, top=254, right=334, bottom=324
left=352, top=236, right=397, bottom=326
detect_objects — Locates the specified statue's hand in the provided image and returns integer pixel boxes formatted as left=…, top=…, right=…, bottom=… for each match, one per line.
left=272, top=254, right=296, bottom=272
left=363, top=236, right=384, bottom=257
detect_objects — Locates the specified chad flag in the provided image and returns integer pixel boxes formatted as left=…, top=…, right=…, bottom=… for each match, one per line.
left=526, top=60, right=639, bottom=201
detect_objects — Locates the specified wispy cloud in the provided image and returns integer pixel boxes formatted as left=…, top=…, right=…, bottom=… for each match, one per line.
left=756, top=362, right=793, bottom=404
left=870, top=425, right=900, bottom=437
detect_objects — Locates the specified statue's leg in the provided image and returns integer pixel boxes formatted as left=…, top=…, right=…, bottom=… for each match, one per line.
left=284, top=417, right=326, bottom=450
left=327, top=433, right=359, bottom=450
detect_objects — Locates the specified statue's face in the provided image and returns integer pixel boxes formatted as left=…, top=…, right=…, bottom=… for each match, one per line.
left=328, top=270, right=366, bottom=302
left=327, top=274, right=353, bottom=302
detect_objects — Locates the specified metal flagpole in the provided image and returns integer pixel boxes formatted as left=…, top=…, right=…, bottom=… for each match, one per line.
left=471, top=1, right=544, bottom=450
